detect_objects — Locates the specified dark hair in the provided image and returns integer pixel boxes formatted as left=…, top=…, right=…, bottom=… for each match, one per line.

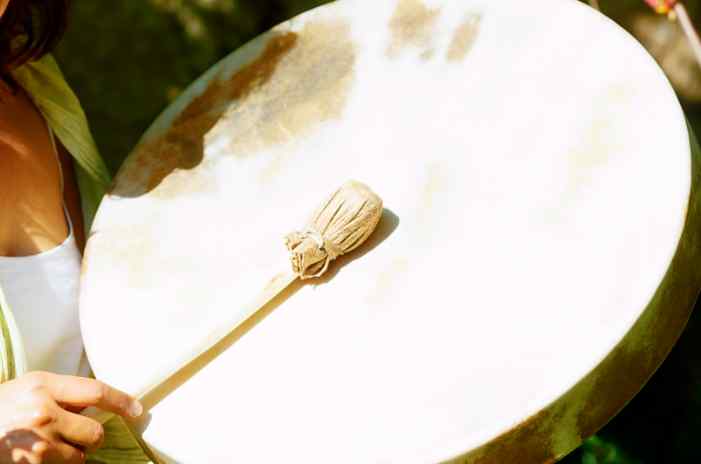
left=0, top=0, right=69, bottom=74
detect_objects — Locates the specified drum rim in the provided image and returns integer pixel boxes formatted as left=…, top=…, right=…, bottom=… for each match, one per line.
left=84, top=0, right=699, bottom=461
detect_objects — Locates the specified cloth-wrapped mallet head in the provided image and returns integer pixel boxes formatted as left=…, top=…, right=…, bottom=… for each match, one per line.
left=285, top=181, right=383, bottom=279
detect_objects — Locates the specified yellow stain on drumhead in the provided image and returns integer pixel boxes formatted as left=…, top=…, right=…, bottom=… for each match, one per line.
left=446, top=14, right=481, bottom=62
left=546, top=84, right=632, bottom=222
left=204, top=19, right=357, bottom=176
left=387, top=0, right=441, bottom=60
left=258, top=151, right=290, bottom=184
left=420, top=48, right=436, bottom=61
left=111, top=31, right=299, bottom=198
left=570, top=119, right=616, bottom=171
left=567, top=85, right=631, bottom=187
left=89, top=227, right=157, bottom=288
left=365, top=257, right=409, bottom=304
left=415, top=163, right=450, bottom=239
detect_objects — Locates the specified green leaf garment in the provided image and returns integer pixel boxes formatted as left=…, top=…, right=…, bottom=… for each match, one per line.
left=4, top=55, right=155, bottom=464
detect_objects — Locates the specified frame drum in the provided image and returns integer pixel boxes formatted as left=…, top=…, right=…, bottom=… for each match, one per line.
left=80, top=0, right=701, bottom=462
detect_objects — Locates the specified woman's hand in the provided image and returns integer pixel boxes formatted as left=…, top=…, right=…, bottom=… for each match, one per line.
left=0, top=371, right=143, bottom=464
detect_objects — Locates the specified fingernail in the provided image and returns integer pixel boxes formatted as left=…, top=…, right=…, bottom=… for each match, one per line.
left=129, top=400, right=143, bottom=417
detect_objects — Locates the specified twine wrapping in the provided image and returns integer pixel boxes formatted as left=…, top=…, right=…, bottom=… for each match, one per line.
left=285, top=181, right=383, bottom=279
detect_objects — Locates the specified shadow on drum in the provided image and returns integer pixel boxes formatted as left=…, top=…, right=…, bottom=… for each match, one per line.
left=313, top=208, right=400, bottom=285
left=109, top=30, right=300, bottom=198
left=133, top=208, right=399, bottom=421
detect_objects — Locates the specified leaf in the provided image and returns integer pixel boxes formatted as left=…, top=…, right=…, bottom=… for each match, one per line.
left=12, top=54, right=112, bottom=232
left=87, top=416, right=157, bottom=464
left=0, top=287, right=28, bottom=383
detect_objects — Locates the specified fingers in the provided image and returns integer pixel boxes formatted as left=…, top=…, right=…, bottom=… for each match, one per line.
left=52, top=441, right=86, bottom=464
left=55, top=408, right=104, bottom=452
left=0, top=431, right=85, bottom=464
left=51, top=375, right=142, bottom=418
left=25, top=372, right=142, bottom=419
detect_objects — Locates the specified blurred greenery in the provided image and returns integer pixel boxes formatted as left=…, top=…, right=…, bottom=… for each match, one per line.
left=55, top=0, right=332, bottom=173
left=54, top=0, right=701, bottom=462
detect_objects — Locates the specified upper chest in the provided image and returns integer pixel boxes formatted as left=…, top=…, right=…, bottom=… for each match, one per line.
left=0, top=83, right=68, bottom=256
left=0, top=84, right=59, bottom=177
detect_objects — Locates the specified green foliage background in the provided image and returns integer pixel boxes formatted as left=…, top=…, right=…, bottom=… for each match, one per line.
left=55, top=1, right=701, bottom=462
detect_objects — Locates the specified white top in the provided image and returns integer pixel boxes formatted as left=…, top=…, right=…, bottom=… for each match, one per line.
left=0, top=130, right=88, bottom=376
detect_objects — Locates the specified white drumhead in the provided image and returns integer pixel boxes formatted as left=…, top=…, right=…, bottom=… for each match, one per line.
left=80, top=0, right=694, bottom=462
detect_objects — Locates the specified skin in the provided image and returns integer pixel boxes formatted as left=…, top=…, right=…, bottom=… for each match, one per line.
left=0, top=372, right=142, bottom=464
left=0, top=1, right=85, bottom=256
left=0, top=2, right=142, bottom=463
left=0, top=84, right=83, bottom=256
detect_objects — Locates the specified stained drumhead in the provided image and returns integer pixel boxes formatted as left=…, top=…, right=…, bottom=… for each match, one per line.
left=80, top=0, right=694, bottom=462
